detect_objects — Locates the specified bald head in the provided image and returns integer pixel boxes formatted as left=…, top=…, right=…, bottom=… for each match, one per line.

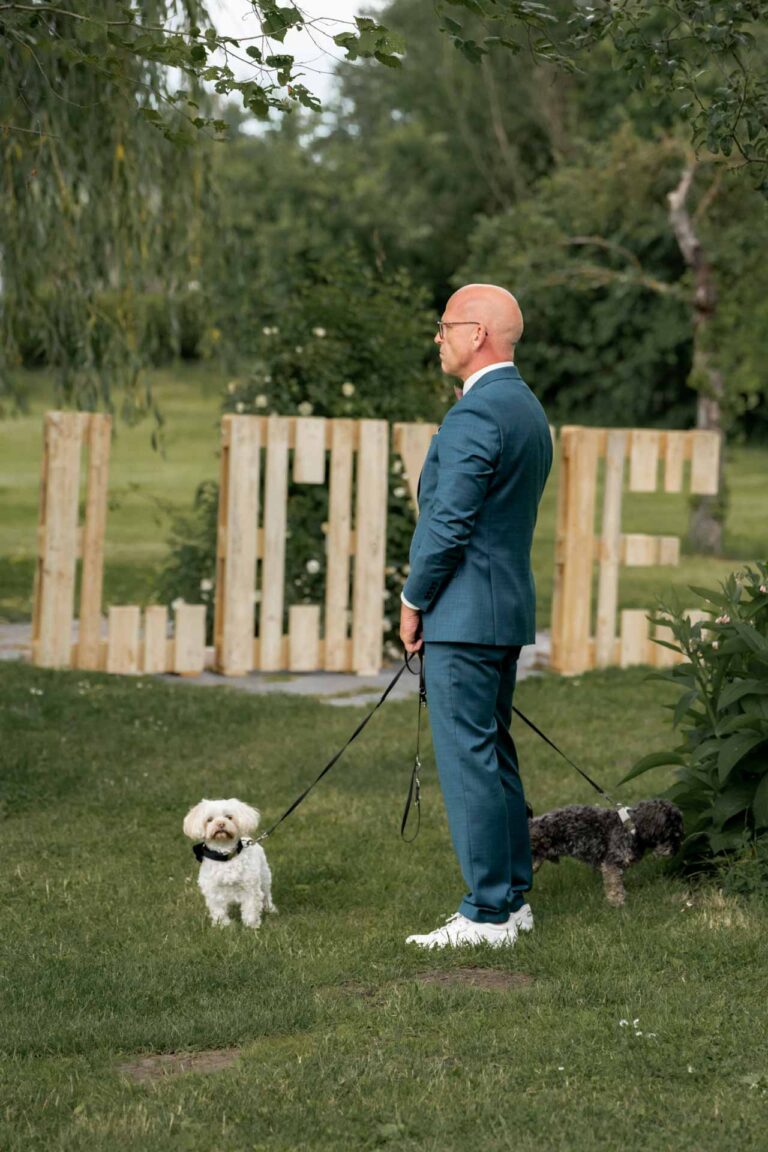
left=436, top=284, right=523, bottom=382
left=450, top=284, right=523, bottom=351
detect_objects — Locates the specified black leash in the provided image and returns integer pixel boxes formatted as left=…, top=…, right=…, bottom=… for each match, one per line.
left=253, top=649, right=634, bottom=847
left=511, top=703, right=636, bottom=833
left=255, top=655, right=419, bottom=845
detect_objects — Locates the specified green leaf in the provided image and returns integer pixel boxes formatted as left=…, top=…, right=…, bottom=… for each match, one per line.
left=711, top=782, right=756, bottom=828
left=732, top=621, right=768, bottom=655
left=445, top=0, right=486, bottom=12
left=374, top=52, right=402, bottom=69
left=753, top=774, right=768, bottom=828
left=688, top=585, right=729, bottom=608
left=458, top=38, right=488, bottom=63
left=691, top=738, right=722, bottom=765
left=717, top=733, right=768, bottom=783
left=716, top=715, right=766, bottom=737
left=262, top=4, right=303, bottom=43
left=708, top=828, right=749, bottom=854
left=719, top=679, right=768, bottom=709
left=618, top=749, right=685, bottom=785
left=673, top=688, right=699, bottom=728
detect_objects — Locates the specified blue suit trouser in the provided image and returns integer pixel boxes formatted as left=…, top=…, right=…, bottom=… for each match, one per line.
left=424, top=641, right=531, bottom=924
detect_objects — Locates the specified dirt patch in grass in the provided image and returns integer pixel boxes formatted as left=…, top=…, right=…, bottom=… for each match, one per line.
left=415, top=968, right=534, bottom=992
left=118, top=1048, right=241, bottom=1083
left=322, top=969, right=533, bottom=1001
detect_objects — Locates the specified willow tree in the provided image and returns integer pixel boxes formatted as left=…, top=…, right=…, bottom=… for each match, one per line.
left=0, top=1, right=401, bottom=420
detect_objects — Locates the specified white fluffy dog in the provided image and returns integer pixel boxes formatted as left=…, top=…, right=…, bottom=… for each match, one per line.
left=183, top=798, right=276, bottom=928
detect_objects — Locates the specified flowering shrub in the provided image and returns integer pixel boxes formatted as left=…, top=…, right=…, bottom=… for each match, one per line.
left=222, top=251, right=443, bottom=426
left=157, top=255, right=441, bottom=650
left=622, top=563, right=768, bottom=868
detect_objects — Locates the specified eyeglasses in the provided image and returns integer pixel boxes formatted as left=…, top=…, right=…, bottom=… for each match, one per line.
left=436, top=320, right=482, bottom=339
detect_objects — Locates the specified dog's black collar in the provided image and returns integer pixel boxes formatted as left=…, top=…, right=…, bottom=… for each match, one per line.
left=193, top=839, right=250, bottom=863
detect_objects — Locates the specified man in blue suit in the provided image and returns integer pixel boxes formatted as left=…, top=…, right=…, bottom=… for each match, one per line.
left=400, top=283, right=552, bottom=949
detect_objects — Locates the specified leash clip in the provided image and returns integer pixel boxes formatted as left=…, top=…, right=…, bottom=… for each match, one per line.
left=617, top=805, right=636, bottom=836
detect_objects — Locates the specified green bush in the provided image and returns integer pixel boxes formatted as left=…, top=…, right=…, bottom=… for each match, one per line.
left=221, top=250, right=443, bottom=424
left=154, top=480, right=219, bottom=643
left=157, top=253, right=439, bottom=653
left=623, top=563, right=768, bottom=868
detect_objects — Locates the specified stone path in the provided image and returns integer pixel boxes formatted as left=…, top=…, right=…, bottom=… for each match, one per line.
left=0, top=622, right=550, bottom=707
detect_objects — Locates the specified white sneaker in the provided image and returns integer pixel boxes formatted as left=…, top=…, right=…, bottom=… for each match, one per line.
left=406, top=912, right=519, bottom=949
left=510, top=904, right=534, bottom=933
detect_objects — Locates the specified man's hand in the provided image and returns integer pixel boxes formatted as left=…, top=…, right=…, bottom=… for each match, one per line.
left=400, top=602, right=423, bottom=654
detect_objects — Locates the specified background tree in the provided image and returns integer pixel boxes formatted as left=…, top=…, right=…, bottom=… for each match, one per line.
left=435, top=0, right=768, bottom=172
left=0, top=0, right=401, bottom=415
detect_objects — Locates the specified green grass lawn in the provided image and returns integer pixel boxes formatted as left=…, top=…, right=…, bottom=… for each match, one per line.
left=1, top=365, right=766, bottom=625
left=0, top=365, right=223, bottom=621
left=2, top=659, right=768, bottom=1151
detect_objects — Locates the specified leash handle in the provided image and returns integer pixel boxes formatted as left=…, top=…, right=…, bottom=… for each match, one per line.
left=401, top=651, right=426, bottom=842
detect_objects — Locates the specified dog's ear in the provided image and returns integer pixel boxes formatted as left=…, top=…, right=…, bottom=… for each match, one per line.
left=229, top=799, right=260, bottom=835
left=183, top=800, right=209, bottom=841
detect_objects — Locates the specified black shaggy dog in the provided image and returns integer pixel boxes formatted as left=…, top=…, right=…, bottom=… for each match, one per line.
left=529, top=799, right=684, bottom=906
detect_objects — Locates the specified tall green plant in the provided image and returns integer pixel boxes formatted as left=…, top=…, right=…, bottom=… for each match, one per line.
left=622, top=563, right=768, bottom=867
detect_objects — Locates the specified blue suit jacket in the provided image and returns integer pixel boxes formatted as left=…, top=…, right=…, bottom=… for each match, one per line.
left=402, top=365, right=552, bottom=645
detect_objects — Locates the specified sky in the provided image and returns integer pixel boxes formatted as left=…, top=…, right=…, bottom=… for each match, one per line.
left=211, top=0, right=382, bottom=108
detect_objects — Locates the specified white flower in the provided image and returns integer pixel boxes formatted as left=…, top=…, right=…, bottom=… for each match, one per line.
left=200, top=578, right=213, bottom=593
left=187, top=280, right=201, bottom=292
left=715, top=614, right=730, bottom=625
left=619, top=1019, right=629, bottom=1028
left=633, top=1019, right=640, bottom=1027
left=306, top=559, right=321, bottom=575
left=341, top=382, right=355, bottom=397
left=255, top=394, right=268, bottom=408
left=393, top=486, right=406, bottom=498
left=687, top=1065, right=695, bottom=1074
left=262, top=326, right=272, bottom=336
left=235, top=401, right=245, bottom=413
left=264, top=374, right=272, bottom=383
left=712, top=640, right=719, bottom=650
left=227, top=381, right=238, bottom=394
left=171, top=598, right=185, bottom=609
left=29, top=687, right=44, bottom=696
left=391, top=459, right=403, bottom=474
left=297, top=401, right=314, bottom=416
left=312, top=327, right=327, bottom=338
left=295, top=345, right=304, bottom=354
left=760, top=585, right=767, bottom=594
left=558, top=1066, right=565, bottom=1071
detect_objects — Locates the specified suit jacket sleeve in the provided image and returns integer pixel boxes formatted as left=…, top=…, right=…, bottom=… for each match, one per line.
left=402, top=398, right=500, bottom=610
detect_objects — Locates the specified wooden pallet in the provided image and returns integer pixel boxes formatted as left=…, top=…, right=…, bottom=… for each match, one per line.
left=31, top=412, right=206, bottom=675
left=214, top=415, right=388, bottom=676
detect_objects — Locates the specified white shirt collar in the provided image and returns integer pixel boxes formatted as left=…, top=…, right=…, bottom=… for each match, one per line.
left=462, top=361, right=516, bottom=395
